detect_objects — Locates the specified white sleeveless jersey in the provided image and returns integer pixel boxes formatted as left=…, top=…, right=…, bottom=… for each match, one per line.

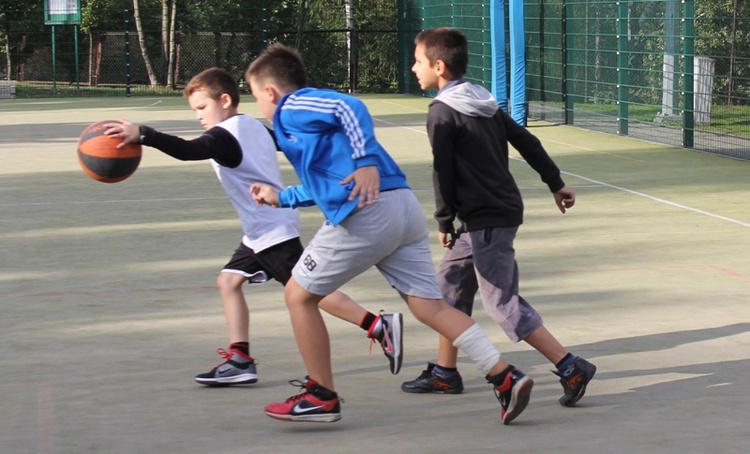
left=213, top=115, right=300, bottom=252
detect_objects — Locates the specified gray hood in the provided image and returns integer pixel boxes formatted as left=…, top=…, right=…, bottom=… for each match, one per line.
left=434, top=82, right=499, bottom=118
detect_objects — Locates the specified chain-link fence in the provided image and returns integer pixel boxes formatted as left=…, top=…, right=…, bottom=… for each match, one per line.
left=397, top=1, right=492, bottom=96
left=0, top=0, right=398, bottom=97
left=3, top=1, right=749, bottom=159
left=525, top=0, right=750, bottom=160
left=398, top=0, right=750, bottom=160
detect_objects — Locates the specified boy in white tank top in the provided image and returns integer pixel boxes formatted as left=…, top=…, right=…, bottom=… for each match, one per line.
left=103, top=67, right=403, bottom=385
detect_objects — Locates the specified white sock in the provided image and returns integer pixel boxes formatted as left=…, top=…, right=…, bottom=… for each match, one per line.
left=452, top=323, right=501, bottom=375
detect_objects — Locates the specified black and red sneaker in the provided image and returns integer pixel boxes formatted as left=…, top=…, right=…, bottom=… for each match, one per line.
left=401, top=362, right=464, bottom=394
left=555, top=357, right=596, bottom=407
left=265, top=378, right=343, bottom=423
left=487, top=365, right=534, bottom=425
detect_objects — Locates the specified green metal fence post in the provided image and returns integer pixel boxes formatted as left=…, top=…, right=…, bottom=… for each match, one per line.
left=261, top=0, right=268, bottom=48
left=563, top=0, right=573, bottom=125
left=538, top=0, right=546, bottom=104
left=51, top=25, right=57, bottom=96
left=124, top=1, right=131, bottom=97
left=616, top=1, right=629, bottom=136
left=682, top=0, right=695, bottom=148
left=75, top=25, right=80, bottom=95
left=397, top=0, right=406, bottom=93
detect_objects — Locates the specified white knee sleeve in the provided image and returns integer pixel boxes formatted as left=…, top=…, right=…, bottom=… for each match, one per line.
left=452, top=323, right=501, bottom=375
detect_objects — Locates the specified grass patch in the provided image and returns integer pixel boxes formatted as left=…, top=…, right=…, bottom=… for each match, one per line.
left=533, top=100, right=750, bottom=138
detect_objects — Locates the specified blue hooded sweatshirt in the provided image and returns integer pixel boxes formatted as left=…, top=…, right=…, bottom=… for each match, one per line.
left=273, top=87, right=410, bottom=225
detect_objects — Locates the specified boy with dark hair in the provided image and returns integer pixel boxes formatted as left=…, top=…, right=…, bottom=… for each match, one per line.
left=246, top=44, right=533, bottom=425
left=103, top=67, right=402, bottom=385
left=406, top=27, right=596, bottom=407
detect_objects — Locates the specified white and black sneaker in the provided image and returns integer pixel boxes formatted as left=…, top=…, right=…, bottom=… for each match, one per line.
left=194, top=347, right=258, bottom=386
left=367, top=311, right=403, bottom=375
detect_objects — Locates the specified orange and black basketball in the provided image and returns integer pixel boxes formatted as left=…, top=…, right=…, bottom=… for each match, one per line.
left=77, top=120, right=142, bottom=183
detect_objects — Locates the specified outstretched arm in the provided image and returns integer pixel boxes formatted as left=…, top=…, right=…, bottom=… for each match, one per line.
left=103, top=120, right=242, bottom=166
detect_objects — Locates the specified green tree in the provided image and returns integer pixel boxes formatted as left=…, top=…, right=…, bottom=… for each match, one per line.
left=83, top=0, right=180, bottom=86
left=696, top=0, right=750, bottom=104
left=0, top=0, right=42, bottom=80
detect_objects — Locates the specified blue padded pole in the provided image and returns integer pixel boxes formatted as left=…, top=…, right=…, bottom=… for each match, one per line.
left=509, top=0, right=527, bottom=125
left=490, top=0, right=508, bottom=112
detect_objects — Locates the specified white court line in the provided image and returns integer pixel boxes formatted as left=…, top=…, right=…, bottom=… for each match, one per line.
left=374, top=117, right=426, bottom=135
left=556, top=168, right=750, bottom=228
left=372, top=116, right=750, bottom=229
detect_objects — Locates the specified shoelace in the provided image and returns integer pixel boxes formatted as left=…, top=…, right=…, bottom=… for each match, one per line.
left=283, top=381, right=310, bottom=404
left=367, top=313, right=386, bottom=356
left=491, top=372, right=513, bottom=405
left=209, top=347, right=234, bottom=367
left=283, top=393, right=309, bottom=404
left=288, top=378, right=307, bottom=390
left=493, top=386, right=507, bottom=406
left=283, top=378, right=345, bottom=404
left=213, top=347, right=256, bottom=367
left=368, top=338, right=378, bottom=356
left=216, top=347, right=233, bottom=361
left=207, top=347, right=232, bottom=367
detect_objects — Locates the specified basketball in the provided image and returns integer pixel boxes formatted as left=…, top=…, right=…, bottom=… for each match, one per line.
left=77, top=120, right=142, bottom=183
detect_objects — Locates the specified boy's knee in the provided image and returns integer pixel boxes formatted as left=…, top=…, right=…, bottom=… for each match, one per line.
left=284, top=277, right=325, bottom=307
left=217, top=272, right=244, bottom=292
left=407, top=296, right=443, bottom=324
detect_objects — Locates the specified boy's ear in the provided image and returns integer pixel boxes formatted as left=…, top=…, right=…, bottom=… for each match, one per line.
left=435, top=59, right=448, bottom=78
left=219, top=92, right=233, bottom=109
left=264, top=84, right=281, bottom=104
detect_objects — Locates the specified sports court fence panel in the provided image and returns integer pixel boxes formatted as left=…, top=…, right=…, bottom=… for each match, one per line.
left=0, top=1, right=398, bottom=97
left=524, top=0, right=750, bottom=159
left=397, top=0, right=493, bottom=97
left=399, top=0, right=750, bottom=160
left=2, top=1, right=749, bottom=159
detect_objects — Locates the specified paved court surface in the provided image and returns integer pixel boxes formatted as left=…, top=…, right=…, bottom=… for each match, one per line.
left=2, top=95, right=749, bottom=453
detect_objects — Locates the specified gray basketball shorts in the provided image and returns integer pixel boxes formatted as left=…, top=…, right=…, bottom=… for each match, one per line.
left=292, top=188, right=444, bottom=299
left=436, top=226, right=543, bottom=343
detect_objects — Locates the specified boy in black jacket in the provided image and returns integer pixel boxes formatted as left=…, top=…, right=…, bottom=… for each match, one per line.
left=404, top=27, right=596, bottom=407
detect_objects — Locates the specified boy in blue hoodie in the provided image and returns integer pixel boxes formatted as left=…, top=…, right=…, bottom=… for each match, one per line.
left=404, top=27, right=596, bottom=407
left=246, top=43, right=534, bottom=425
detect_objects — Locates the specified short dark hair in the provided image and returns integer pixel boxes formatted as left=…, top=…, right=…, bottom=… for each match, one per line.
left=245, top=43, right=308, bottom=92
left=414, top=27, right=468, bottom=78
left=183, top=67, right=240, bottom=107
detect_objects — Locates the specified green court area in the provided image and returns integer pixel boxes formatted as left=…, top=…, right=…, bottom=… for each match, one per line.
left=1, top=95, right=749, bottom=452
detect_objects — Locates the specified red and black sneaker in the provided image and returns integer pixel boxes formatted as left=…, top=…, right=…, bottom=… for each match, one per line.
left=487, top=365, right=534, bottom=425
left=265, top=378, right=343, bottom=423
